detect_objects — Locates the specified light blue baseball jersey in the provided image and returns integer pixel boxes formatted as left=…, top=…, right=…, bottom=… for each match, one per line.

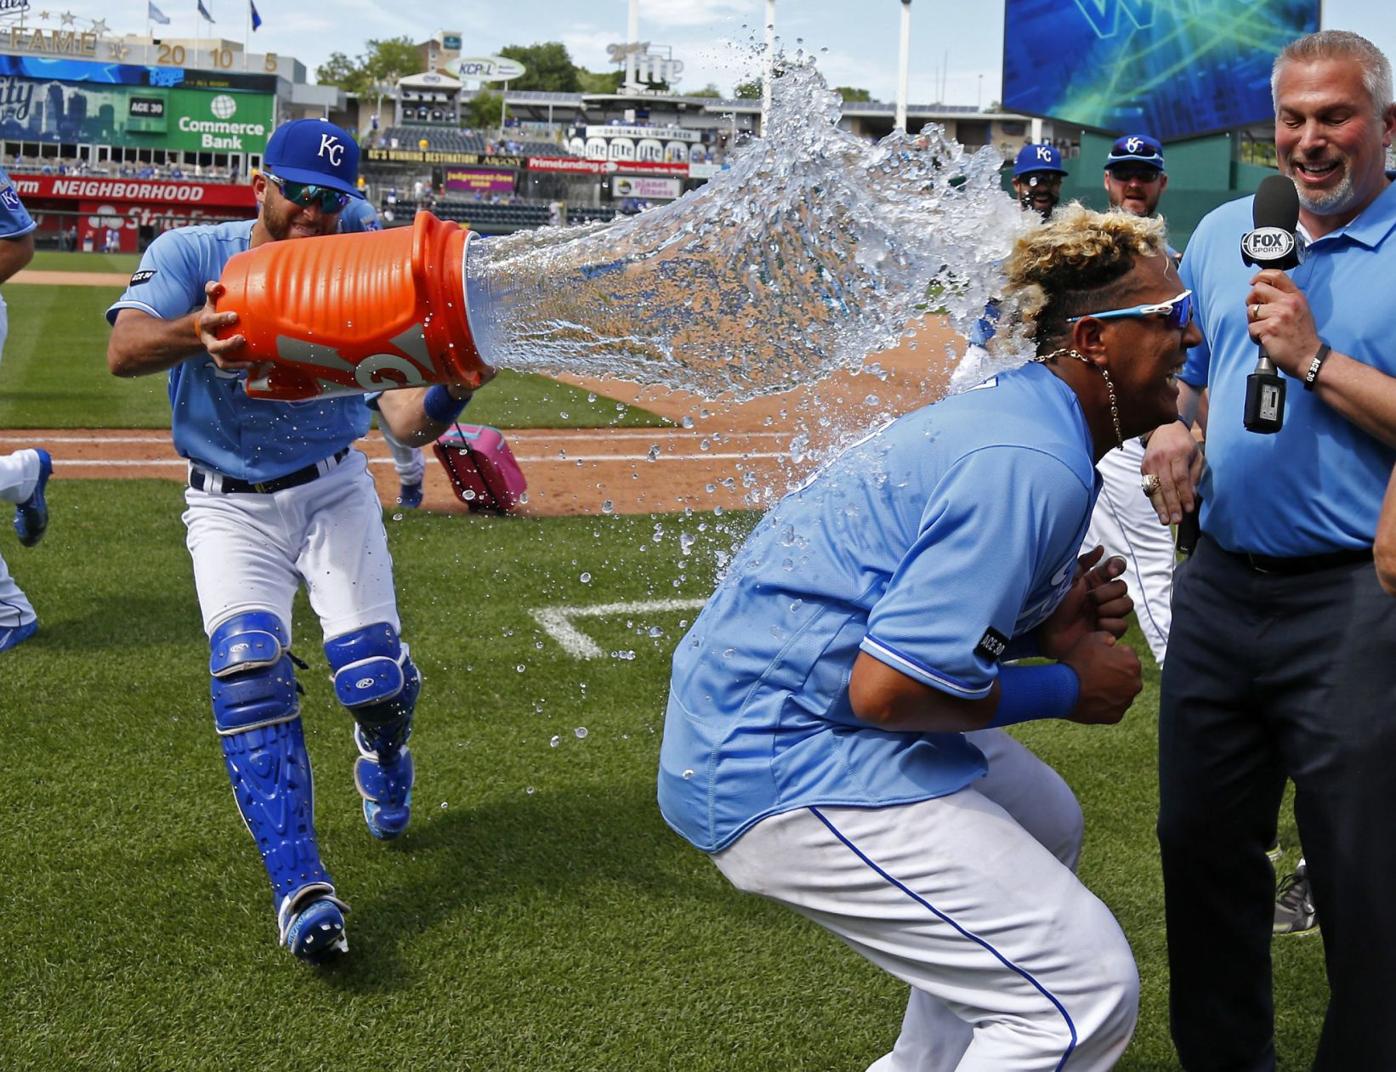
left=0, top=166, right=37, bottom=238
left=338, top=198, right=381, bottom=233
left=1179, top=180, right=1396, bottom=556
left=659, top=361, right=1101, bottom=853
left=106, top=219, right=371, bottom=483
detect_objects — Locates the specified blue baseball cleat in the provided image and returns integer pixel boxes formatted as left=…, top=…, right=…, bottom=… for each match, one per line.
left=278, top=887, right=350, bottom=963
left=397, top=481, right=424, bottom=509
left=0, top=619, right=38, bottom=653
left=354, top=723, right=414, bottom=840
left=14, top=449, right=52, bottom=548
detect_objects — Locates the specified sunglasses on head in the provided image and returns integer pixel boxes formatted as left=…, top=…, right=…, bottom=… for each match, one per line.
left=264, top=172, right=350, bottom=214
left=1067, top=289, right=1193, bottom=330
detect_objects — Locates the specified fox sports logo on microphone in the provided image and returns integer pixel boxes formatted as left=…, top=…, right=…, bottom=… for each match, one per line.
left=1242, top=227, right=1296, bottom=262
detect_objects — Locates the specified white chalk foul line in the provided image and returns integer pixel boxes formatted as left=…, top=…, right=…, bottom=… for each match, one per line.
left=530, top=597, right=708, bottom=659
left=0, top=430, right=792, bottom=446
left=49, top=452, right=793, bottom=470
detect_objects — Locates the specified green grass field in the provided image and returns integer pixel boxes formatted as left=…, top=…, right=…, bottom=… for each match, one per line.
left=25, top=250, right=142, bottom=274
left=0, top=265, right=1329, bottom=1068
left=0, top=480, right=1328, bottom=1072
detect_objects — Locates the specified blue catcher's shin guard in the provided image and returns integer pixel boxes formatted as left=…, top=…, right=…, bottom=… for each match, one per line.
left=210, top=611, right=348, bottom=960
left=324, top=622, right=421, bottom=840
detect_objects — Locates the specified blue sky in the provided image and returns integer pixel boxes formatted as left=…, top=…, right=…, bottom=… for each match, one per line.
left=14, top=0, right=1396, bottom=108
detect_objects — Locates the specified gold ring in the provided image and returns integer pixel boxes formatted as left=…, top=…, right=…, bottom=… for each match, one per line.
left=1251, top=303, right=1261, bottom=321
left=1141, top=473, right=1162, bottom=495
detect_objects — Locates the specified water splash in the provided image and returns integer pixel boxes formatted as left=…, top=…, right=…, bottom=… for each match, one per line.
left=464, top=56, right=1028, bottom=399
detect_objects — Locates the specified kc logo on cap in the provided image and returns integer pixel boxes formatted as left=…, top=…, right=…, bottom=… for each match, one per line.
left=318, top=134, right=344, bottom=167
left=263, top=118, right=363, bottom=200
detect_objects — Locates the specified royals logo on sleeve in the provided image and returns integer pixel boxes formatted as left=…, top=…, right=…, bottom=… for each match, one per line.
left=129, top=270, right=157, bottom=286
left=0, top=186, right=21, bottom=212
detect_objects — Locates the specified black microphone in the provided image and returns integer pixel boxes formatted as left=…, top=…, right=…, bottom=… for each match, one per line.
left=1240, top=175, right=1301, bottom=433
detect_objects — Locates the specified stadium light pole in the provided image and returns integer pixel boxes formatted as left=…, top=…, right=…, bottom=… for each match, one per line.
left=762, top=0, right=776, bottom=133
left=896, top=0, right=912, bottom=133
left=626, top=0, right=640, bottom=92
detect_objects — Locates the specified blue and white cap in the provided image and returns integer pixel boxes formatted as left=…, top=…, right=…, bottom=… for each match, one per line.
left=1013, top=143, right=1068, bottom=178
left=263, top=118, right=365, bottom=199
left=1105, top=134, right=1165, bottom=172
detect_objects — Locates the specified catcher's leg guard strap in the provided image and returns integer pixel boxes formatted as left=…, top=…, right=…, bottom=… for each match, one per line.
left=220, top=715, right=334, bottom=903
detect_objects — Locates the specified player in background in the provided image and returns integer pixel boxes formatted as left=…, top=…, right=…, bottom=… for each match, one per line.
left=1086, top=134, right=1181, bottom=666
left=105, top=119, right=493, bottom=962
left=0, top=166, right=50, bottom=654
left=661, top=206, right=1198, bottom=1070
left=1011, top=143, right=1069, bottom=219
left=1103, top=136, right=1316, bottom=935
left=338, top=196, right=428, bottom=509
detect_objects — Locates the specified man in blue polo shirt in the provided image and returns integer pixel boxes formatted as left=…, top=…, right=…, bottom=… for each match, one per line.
left=662, top=205, right=1199, bottom=1069
left=106, top=119, right=490, bottom=963
left=1144, top=30, right=1396, bottom=1070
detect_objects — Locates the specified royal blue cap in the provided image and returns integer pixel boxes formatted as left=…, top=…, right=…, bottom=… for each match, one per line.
left=1013, top=144, right=1068, bottom=178
left=1105, top=134, right=1165, bottom=172
left=263, top=118, right=364, bottom=199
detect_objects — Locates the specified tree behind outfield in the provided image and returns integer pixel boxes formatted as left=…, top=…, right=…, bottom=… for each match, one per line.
left=497, top=42, right=581, bottom=92
left=316, top=36, right=422, bottom=97
left=835, top=86, right=872, bottom=102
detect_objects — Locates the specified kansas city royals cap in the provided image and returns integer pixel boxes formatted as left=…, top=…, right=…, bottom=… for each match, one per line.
left=1105, top=134, right=1165, bottom=172
left=1013, top=143, right=1068, bottom=178
left=263, top=118, right=365, bottom=199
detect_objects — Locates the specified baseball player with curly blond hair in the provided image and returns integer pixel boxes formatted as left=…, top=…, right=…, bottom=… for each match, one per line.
left=661, top=206, right=1196, bottom=1070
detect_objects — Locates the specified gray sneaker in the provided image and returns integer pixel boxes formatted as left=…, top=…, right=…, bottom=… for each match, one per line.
left=1273, top=862, right=1319, bottom=936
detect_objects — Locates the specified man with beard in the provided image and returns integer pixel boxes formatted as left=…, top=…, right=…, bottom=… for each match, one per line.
left=1011, top=143, right=1068, bottom=219
left=1143, top=30, right=1396, bottom=1069
left=105, top=118, right=493, bottom=962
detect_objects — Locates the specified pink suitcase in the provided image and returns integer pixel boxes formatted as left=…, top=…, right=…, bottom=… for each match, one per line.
left=432, top=423, right=527, bottom=512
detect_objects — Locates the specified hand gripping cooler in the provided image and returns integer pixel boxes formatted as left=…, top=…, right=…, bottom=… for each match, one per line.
left=214, top=212, right=488, bottom=401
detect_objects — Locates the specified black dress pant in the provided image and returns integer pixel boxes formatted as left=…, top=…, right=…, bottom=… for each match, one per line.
left=1158, top=536, right=1396, bottom=1072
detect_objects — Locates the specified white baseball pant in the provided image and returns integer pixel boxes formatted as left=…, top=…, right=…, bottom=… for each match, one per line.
left=0, top=448, right=42, bottom=628
left=713, top=730, right=1138, bottom=1071
left=182, top=449, right=401, bottom=640
left=1082, top=438, right=1174, bottom=665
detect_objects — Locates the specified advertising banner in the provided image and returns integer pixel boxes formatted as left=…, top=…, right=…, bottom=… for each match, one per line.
left=611, top=175, right=681, bottom=200
left=1002, top=0, right=1320, bottom=141
left=0, top=54, right=276, bottom=92
left=443, top=168, right=516, bottom=196
left=0, top=72, right=274, bottom=151
left=585, top=124, right=699, bottom=143
left=527, top=156, right=689, bottom=177
left=367, top=148, right=524, bottom=167
left=11, top=174, right=256, bottom=207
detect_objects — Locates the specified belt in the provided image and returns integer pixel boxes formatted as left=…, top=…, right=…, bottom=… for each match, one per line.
left=189, top=448, right=350, bottom=494
left=1207, top=537, right=1374, bottom=576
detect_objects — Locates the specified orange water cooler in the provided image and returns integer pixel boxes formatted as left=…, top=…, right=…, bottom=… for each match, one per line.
left=215, top=211, right=488, bottom=401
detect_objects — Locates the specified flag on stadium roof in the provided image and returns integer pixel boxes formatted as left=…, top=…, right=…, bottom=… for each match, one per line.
left=148, top=0, right=171, bottom=24
left=196, top=0, right=214, bottom=22
left=249, top=0, right=261, bottom=30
